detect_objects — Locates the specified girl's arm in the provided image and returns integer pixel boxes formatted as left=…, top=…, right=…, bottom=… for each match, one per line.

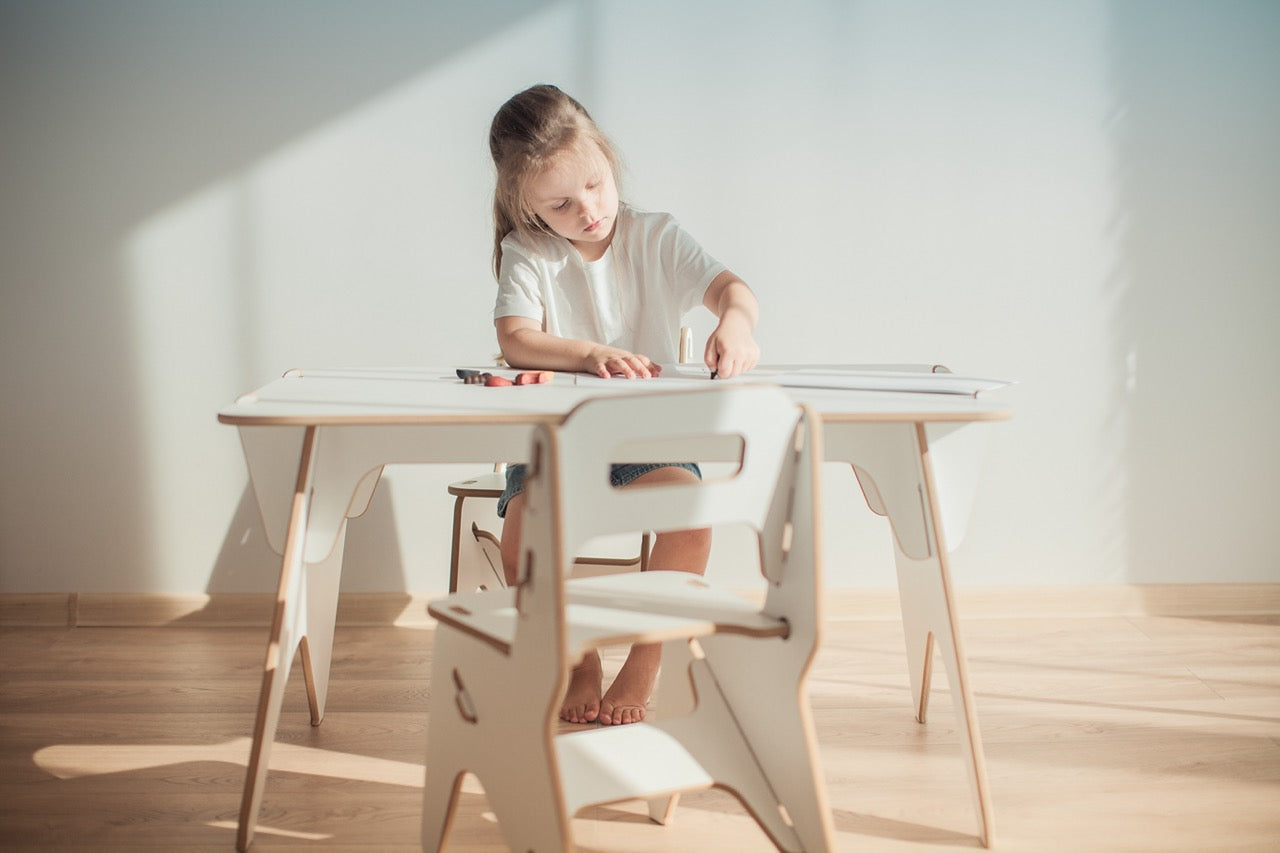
left=702, top=270, right=761, bottom=379
left=496, top=316, right=662, bottom=379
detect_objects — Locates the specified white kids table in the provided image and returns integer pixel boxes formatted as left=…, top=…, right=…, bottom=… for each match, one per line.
left=218, top=366, right=1012, bottom=850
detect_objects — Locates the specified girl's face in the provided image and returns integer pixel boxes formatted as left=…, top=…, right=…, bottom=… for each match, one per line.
left=527, top=144, right=619, bottom=259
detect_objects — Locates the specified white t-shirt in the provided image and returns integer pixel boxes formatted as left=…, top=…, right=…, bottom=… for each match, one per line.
left=493, top=204, right=725, bottom=364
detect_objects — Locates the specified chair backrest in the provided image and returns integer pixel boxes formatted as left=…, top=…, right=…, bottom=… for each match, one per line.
left=514, top=385, right=823, bottom=646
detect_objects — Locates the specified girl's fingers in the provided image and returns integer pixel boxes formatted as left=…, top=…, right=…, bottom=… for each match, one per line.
left=620, top=354, right=655, bottom=378
left=596, top=352, right=659, bottom=379
left=605, top=355, right=636, bottom=378
left=711, top=350, right=758, bottom=380
left=711, top=343, right=760, bottom=379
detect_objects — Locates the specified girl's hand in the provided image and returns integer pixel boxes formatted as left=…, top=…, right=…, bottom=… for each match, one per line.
left=701, top=271, right=761, bottom=379
left=496, top=318, right=661, bottom=379
left=705, top=312, right=760, bottom=379
left=585, top=346, right=662, bottom=379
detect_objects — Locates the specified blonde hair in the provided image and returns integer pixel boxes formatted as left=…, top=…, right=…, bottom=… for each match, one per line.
left=488, top=84, right=622, bottom=279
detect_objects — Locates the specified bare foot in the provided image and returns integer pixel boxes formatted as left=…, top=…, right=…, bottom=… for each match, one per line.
left=599, top=643, right=661, bottom=725
left=560, top=651, right=603, bottom=723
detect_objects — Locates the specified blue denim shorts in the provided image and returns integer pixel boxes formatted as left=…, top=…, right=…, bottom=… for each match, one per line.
left=495, top=462, right=702, bottom=518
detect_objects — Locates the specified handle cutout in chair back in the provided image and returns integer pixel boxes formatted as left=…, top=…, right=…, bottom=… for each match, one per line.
left=606, top=433, right=746, bottom=487
left=551, top=386, right=803, bottom=550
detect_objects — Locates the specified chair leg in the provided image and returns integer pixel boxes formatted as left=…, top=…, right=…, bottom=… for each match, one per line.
left=448, top=495, right=467, bottom=593
left=423, top=624, right=488, bottom=850
left=450, top=497, right=506, bottom=593
left=481, top=766, right=574, bottom=853
left=471, top=523, right=505, bottom=587
left=421, top=766, right=466, bottom=853
left=685, top=635, right=835, bottom=853
left=646, top=792, right=680, bottom=825
left=425, top=625, right=571, bottom=852
left=423, top=705, right=572, bottom=853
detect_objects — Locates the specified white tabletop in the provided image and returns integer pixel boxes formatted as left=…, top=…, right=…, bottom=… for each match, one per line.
left=218, top=366, right=1013, bottom=427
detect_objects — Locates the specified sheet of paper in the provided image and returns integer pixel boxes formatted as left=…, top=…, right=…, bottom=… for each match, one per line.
left=650, top=364, right=1013, bottom=396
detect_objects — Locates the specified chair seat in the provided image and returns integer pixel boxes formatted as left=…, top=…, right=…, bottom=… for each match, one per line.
left=430, top=590, right=722, bottom=659
left=447, top=470, right=651, bottom=592
left=566, top=571, right=786, bottom=637
left=447, top=471, right=508, bottom=498
left=428, top=571, right=787, bottom=660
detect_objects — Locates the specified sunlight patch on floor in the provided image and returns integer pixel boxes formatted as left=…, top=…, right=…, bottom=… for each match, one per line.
left=33, top=736, right=427, bottom=788
left=206, top=819, right=332, bottom=841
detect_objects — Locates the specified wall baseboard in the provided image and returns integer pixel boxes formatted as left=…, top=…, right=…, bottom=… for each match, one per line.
left=2, top=583, right=1277, bottom=628
left=0, top=592, right=438, bottom=628
left=824, top=583, right=1280, bottom=621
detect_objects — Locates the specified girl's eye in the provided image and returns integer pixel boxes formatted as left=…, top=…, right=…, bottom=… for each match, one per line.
left=553, top=200, right=570, bottom=211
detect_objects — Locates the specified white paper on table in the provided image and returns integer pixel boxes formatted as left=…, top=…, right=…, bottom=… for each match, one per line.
left=648, top=364, right=1013, bottom=397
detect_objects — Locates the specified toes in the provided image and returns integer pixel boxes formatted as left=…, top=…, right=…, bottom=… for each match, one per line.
left=599, top=703, right=645, bottom=726
left=559, top=701, right=601, bottom=724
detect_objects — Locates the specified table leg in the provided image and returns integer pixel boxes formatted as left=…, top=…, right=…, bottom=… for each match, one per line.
left=237, top=426, right=320, bottom=851
left=831, top=421, right=994, bottom=846
left=896, top=423, right=993, bottom=847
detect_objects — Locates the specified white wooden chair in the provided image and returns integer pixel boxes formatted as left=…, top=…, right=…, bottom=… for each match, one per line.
left=447, top=464, right=651, bottom=592
left=422, top=385, right=835, bottom=852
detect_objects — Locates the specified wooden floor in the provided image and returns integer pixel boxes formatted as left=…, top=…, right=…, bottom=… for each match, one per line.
left=2, top=603, right=1278, bottom=851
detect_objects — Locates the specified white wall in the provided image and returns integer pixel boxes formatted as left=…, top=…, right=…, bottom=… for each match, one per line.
left=2, top=0, right=1277, bottom=595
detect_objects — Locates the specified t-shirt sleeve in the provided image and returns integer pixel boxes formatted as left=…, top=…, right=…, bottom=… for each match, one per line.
left=493, top=240, right=545, bottom=324
left=656, top=215, right=727, bottom=315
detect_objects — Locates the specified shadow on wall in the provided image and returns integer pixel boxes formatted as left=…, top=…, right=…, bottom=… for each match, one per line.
left=207, top=481, right=407, bottom=595
left=0, top=2, right=555, bottom=594
left=1107, top=0, right=1280, bottom=589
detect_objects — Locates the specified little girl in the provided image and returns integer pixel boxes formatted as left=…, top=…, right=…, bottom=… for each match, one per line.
left=488, top=83, right=760, bottom=726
